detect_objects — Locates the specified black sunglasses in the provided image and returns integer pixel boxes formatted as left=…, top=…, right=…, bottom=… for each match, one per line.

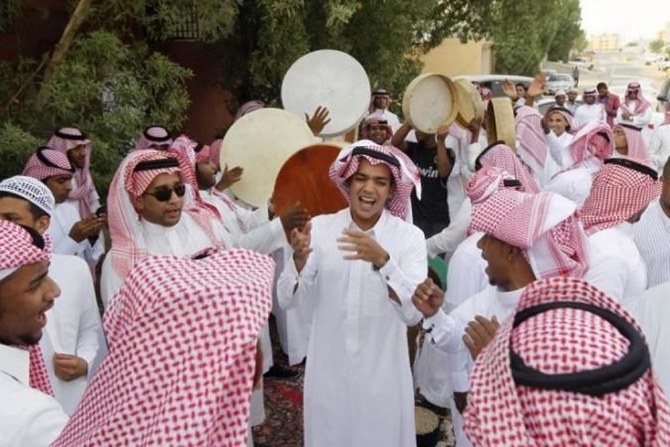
left=144, top=184, right=186, bottom=202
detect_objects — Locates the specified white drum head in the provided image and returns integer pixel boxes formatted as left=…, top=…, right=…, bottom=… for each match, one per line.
left=220, top=108, right=316, bottom=207
left=281, top=49, right=371, bottom=138
left=402, top=74, right=457, bottom=134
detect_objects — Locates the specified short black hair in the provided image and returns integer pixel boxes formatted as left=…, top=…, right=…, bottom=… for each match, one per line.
left=515, top=83, right=527, bottom=91
left=596, top=82, right=607, bottom=90
left=0, top=191, right=49, bottom=220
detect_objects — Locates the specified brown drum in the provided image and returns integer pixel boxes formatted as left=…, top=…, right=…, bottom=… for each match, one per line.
left=486, top=97, right=516, bottom=150
left=273, top=144, right=348, bottom=217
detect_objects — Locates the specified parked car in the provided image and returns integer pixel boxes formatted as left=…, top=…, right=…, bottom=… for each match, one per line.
left=545, top=73, right=574, bottom=95
left=452, top=74, right=535, bottom=98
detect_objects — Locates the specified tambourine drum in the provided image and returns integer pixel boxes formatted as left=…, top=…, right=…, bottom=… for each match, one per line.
left=454, top=79, right=485, bottom=129
left=402, top=73, right=458, bottom=134
left=273, top=144, right=348, bottom=217
left=486, top=97, right=517, bottom=150
left=281, top=50, right=371, bottom=138
left=220, top=108, right=316, bottom=207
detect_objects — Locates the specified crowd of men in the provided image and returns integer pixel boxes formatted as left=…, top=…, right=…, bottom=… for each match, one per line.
left=1, top=75, right=670, bottom=447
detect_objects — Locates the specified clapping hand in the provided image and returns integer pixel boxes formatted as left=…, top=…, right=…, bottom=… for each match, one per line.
left=411, top=277, right=445, bottom=318
left=289, top=221, right=312, bottom=272
left=337, top=228, right=389, bottom=269
left=462, top=315, right=500, bottom=360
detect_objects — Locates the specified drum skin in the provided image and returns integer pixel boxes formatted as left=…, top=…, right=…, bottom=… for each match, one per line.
left=454, top=79, right=485, bottom=129
left=220, top=108, right=316, bottom=207
left=282, top=49, right=371, bottom=138
left=402, top=73, right=458, bottom=133
left=273, top=144, right=348, bottom=217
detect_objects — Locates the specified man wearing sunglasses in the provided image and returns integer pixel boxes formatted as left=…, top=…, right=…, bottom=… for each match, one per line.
left=616, top=81, right=653, bottom=128
left=100, top=150, right=231, bottom=306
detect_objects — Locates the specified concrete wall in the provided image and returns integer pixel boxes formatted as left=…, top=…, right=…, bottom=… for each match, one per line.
left=420, top=38, right=494, bottom=77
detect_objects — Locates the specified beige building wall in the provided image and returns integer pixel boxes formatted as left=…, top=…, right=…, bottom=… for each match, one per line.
left=421, top=38, right=494, bottom=76
left=587, top=33, right=621, bottom=51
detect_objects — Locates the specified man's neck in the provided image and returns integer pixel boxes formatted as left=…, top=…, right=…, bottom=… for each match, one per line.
left=660, top=199, right=670, bottom=220
left=350, top=210, right=383, bottom=232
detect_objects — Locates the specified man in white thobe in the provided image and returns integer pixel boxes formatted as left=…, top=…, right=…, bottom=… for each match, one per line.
left=633, top=157, right=670, bottom=287
left=99, top=150, right=231, bottom=304
left=580, top=158, right=659, bottom=299
left=367, top=88, right=402, bottom=132
left=0, top=176, right=105, bottom=414
left=573, top=88, right=606, bottom=128
left=278, top=141, right=425, bottom=447
left=414, top=168, right=591, bottom=447
left=0, top=220, right=69, bottom=446
left=22, top=148, right=105, bottom=266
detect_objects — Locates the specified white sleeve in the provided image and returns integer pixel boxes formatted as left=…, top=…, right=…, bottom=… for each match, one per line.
left=231, top=218, right=286, bottom=255
left=632, top=107, right=652, bottom=127
left=5, top=391, right=69, bottom=447
left=426, top=200, right=471, bottom=257
left=276, top=248, right=318, bottom=311
left=73, top=271, right=103, bottom=376
left=99, top=254, right=123, bottom=309
left=379, top=228, right=427, bottom=326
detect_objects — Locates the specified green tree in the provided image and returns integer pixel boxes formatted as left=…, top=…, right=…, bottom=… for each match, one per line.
left=650, top=38, right=665, bottom=54
left=547, top=0, right=583, bottom=62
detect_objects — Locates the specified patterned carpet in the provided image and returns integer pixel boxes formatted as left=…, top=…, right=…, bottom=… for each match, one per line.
left=252, top=319, right=455, bottom=447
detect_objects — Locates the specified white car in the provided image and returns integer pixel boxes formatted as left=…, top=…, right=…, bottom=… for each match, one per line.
left=545, top=73, right=574, bottom=95
left=453, top=74, right=534, bottom=98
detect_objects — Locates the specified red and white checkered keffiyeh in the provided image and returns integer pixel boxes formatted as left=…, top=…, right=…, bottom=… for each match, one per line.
left=620, top=82, right=652, bottom=116
left=464, top=277, right=670, bottom=447
left=617, top=124, right=651, bottom=163
left=515, top=106, right=549, bottom=177
left=556, top=120, right=613, bottom=176
left=328, top=140, right=421, bottom=220
left=22, top=147, right=74, bottom=181
left=580, top=159, right=660, bottom=235
left=132, top=126, right=173, bottom=152
left=360, top=116, right=393, bottom=141
left=210, top=138, right=223, bottom=169
left=546, top=106, right=574, bottom=131
left=235, top=100, right=266, bottom=121
left=471, top=188, right=589, bottom=279
left=52, top=248, right=275, bottom=447
left=47, top=127, right=96, bottom=217
left=476, top=142, right=541, bottom=193
left=465, top=166, right=517, bottom=205
left=168, top=135, right=222, bottom=218
left=0, top=220, right=55, bottom=396
left=107, top=150, right=224, bottom=279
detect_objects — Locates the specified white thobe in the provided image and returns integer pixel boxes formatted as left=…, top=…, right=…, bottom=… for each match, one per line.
left=564, top=101, right=579, bottom=115
left=546, top=131, right=574, bottom=169
left=634, top=201, right=670, bottom=288
left=625, top=281, right=670, bottom=401
left=41, top=254, right=105, bottom=415
left=615, top=102, right=653, bottom=128
left=424, top=286, right=525, bottom=447
left=201, top=190, right=285, bottom=254
left=588, top=223, right=647, bottom=300
left=0, top=345, right=69, bottom=446
left=543, top=162, right=599, bottom=208
left=100, top=212, right=229, bottom=305
left=573, top=103, right=606, bottom=128
left=426, top=198, right=471, bottom=259
left=277, top=208, right=425, bottom=447
left=368, top=108, right=402, bottom=133
left=47, top=202, right=104, bottom=265
left=649, top=125, right=670, bottom=174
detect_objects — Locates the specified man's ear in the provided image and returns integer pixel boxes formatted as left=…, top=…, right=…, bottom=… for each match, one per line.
left=35, top=216, right=51, bottom=234
left=505, top=244, right=522, bottom=261
left=130, top=194, right=144, bottom=211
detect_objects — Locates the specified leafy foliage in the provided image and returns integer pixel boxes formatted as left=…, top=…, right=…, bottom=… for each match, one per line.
left=649, top=39, right=665, bottom=54
left=0, top=31, right=192, bottom=197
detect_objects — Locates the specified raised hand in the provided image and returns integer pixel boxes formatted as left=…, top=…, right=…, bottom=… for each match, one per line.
left=337, top=228, right=389, bottom=269
left=279, top=202, right=310, bottom=232
left=290, top=221, right=312, bottom=272
left=502, top=79, right=517, bottom=99
left=411, top=277, right=445, bottom=318
left=306, top=106, right=332, bottom=136
left=462, top=315, right=500, bottom=360
left=215, top=164, right=244, bottom=191
left=527, top=73, right=548, bottom=98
